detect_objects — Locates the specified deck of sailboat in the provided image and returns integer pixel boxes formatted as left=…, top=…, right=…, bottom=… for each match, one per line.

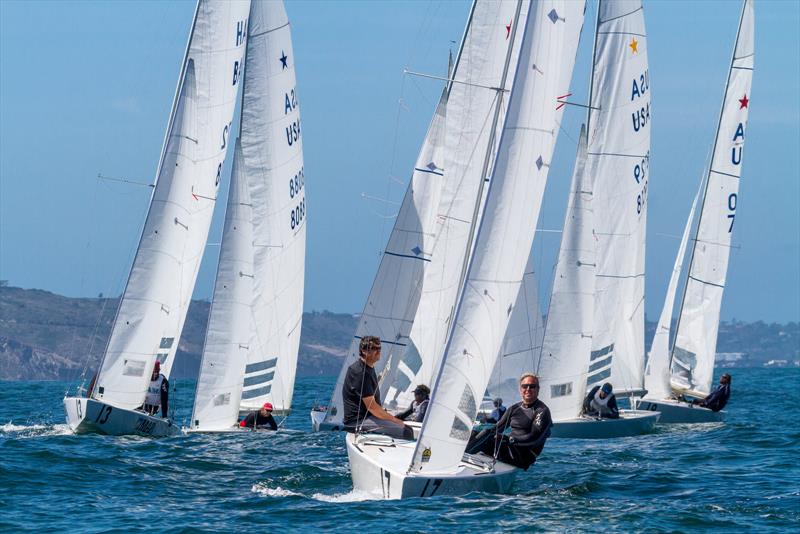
left=346, top=432, right=518, bottom=499
left=550, top=409, right=660, bottom=439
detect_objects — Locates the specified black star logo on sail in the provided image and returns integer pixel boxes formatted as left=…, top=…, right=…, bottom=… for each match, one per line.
left=279, top=51, right=288, bottom=70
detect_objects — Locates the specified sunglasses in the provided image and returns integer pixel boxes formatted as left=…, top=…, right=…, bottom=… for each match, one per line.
left=520, top=384, right=540, bottom=390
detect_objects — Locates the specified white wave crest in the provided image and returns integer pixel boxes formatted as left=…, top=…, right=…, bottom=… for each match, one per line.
left=251, top=483, right=303, bottom=498
left=310, top=490, right=379, bottom=503
left=0, top=422, right=72, bottom=437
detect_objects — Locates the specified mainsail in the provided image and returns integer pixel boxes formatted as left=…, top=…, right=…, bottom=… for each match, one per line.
left=322, top=0, right=525, bottom=426
left=92, top=1, right=251, bottom=410
left=410, top=0, right=585, bottom=475
left=191, top=144, right=254, bottom=430
left=535, top=125, right=596, bottom=422
left=586, top=0, right=651, bottom=394
left=670, top=0, right=754, bottom=397
left=643, top=187, right=699, bottom=401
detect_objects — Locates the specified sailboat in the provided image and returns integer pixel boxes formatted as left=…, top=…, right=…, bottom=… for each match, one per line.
left=63, top=0, right=252, bottom=437
left=347, top=0, right=585, bottom=498
left=189, top=0, right=306, bottom=433
left=530, top=0, right=659, bottom=439
left=635, top=0, right=753, bottom=424
left=312, top=0, right=528, bottom=433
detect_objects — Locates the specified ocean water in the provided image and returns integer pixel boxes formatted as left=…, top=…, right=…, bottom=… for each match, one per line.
left=1, top=368, right=797, bottom=532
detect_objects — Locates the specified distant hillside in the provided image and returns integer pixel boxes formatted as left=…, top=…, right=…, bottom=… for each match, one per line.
left=0, top=285, right=356, bottom=381
left=0, top=285, right=797, bottom=381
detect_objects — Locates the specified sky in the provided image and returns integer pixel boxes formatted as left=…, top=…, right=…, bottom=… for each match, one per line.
left=1, top=0, right=798, bottom=324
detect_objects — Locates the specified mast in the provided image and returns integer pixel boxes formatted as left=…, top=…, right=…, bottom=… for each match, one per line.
left=669, top=0, right=748, bottom=368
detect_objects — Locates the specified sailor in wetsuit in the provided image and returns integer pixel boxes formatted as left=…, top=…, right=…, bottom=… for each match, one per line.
left=582, top=382, right=620, bottom=419
left=142, top=361, right=169, bottom=418
left=239, top=402, right=278, bottom=431
left=467, top=373, right=552, bottom=470
left=692, top=373, right=732, bottom=412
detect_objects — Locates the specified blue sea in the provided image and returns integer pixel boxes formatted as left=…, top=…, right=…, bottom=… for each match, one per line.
left=1, top=368, right=798, bottom=532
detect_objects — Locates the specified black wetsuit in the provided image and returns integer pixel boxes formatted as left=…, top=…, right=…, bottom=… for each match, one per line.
left=468, top=400, right=552, bottom=470
left=698, top=383, right=731, bottom=412
left=239, top=411, right=278, bottom=430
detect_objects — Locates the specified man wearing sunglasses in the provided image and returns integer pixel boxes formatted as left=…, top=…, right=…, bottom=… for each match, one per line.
left=466, top=373, right=552, bottom=470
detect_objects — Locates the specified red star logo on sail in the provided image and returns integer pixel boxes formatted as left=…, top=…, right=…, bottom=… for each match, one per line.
left=739, top=94, right=749, bottom=109
left=506, top=19, right=512, bottom=39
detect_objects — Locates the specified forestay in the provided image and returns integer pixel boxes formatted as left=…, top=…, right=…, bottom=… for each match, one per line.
left=671, top=0, right=753, bottom=396
left=238, top=0, right=306, bottom=414
left=536, top=126, right=596, bottom=422
left=410, top=0, right=585, bottom=475
left=643, top=187, right=699, bottom=401
left=586, top=0, right=651, bottom=395
left=92, top=1, right=251, bottom=410
left=191, top=143, right=255, bottom=430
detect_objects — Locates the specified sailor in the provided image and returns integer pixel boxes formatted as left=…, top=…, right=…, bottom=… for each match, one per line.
left=582, top=382, right=620, bottom=419
left=239, top=402, right=278, bottom=431
left=341, top=336, right=413, bottom=439
left=397, top=384, right=430, bottom=422
left=692, top=373, right=732, bottom=412
left=467, top=373, right=552, bottom=470
left=487, top=398, right=507, bottom=424
left=143, top=361, right=169, bottom=418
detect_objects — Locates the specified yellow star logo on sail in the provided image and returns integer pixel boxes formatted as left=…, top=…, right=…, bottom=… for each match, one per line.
left=629, top=38, right=639, bottom=54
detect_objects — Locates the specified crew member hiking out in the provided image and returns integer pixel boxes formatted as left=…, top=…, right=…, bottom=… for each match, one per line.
left=341, top=336, right=413, bottom=439
left=466, top=373, right=552, bottom=470
left=582, top=382, right=619, bottom=419
left=142, top=361, right=168, bottom=418
left=692, top=373, right=732, bottom=412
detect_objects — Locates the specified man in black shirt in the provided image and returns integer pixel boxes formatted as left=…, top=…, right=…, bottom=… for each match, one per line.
left=692, top=373, right=731, bottom=412
left=467, top=373, right=552, bottom=470
left=342, top=336, right=413, bottom=439
left=239, top=402, right=278, bottom=431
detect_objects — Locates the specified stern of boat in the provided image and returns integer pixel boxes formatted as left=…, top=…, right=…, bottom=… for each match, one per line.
left=634, top=398, right=725, bottom=424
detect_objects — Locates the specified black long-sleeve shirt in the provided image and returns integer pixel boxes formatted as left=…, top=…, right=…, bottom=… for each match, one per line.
left=700, top=383, right=731, bottom=412
left=582, top=385, right=619, bottom=419
left=239, top=411, right=278, bottom=431
left=494, top=399, right=552, bottom=469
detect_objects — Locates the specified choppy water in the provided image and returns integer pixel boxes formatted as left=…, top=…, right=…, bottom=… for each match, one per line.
left=1, top=368, right=798, bottom=532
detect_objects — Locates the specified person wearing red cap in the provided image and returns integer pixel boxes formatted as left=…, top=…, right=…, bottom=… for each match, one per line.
left=142, top=360, right=169, bottom=418
left=239, top=402, right=278, bottom=431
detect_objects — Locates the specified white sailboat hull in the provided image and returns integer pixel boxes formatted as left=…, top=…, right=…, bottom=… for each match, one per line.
left=63, top=397, right=182, bottom=437
left=346, top=433, right=518, bottom=499
left=550, top=409, right=659, bottom=439
left=634, top=398, right=725, bottom=424
left=310, top=409, right=335, bottom=432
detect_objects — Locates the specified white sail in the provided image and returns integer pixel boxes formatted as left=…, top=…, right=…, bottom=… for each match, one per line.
left=536, top=125, right=596, bottom=422
left=322, top=0, right=523, bottom=426
left=322, top=85, right=449, bottom=424
left=399, top=0, right=529, bottom=407
left=237, top=0, right=306, bottom=414
left=586, top=0, right=651, bottom=394
left=487, top=251, right=544, bottom=406
left=670, top=0, right=753, bottom=396
left=643, top=187, right=699, bottom=401
left=92, top=1, right=251, bottom=409
left=191, top=143, right=254, bottom=430
left=410, top=0, right=585, bottom=475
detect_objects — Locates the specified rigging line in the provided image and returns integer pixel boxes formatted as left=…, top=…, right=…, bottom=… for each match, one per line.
left=97, top=174, right=155, bottom=188
left=404, top=69, right=509, bottom=93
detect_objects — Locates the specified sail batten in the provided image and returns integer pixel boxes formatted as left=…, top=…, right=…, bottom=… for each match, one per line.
left=670, top=0, right=753, bottom=396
